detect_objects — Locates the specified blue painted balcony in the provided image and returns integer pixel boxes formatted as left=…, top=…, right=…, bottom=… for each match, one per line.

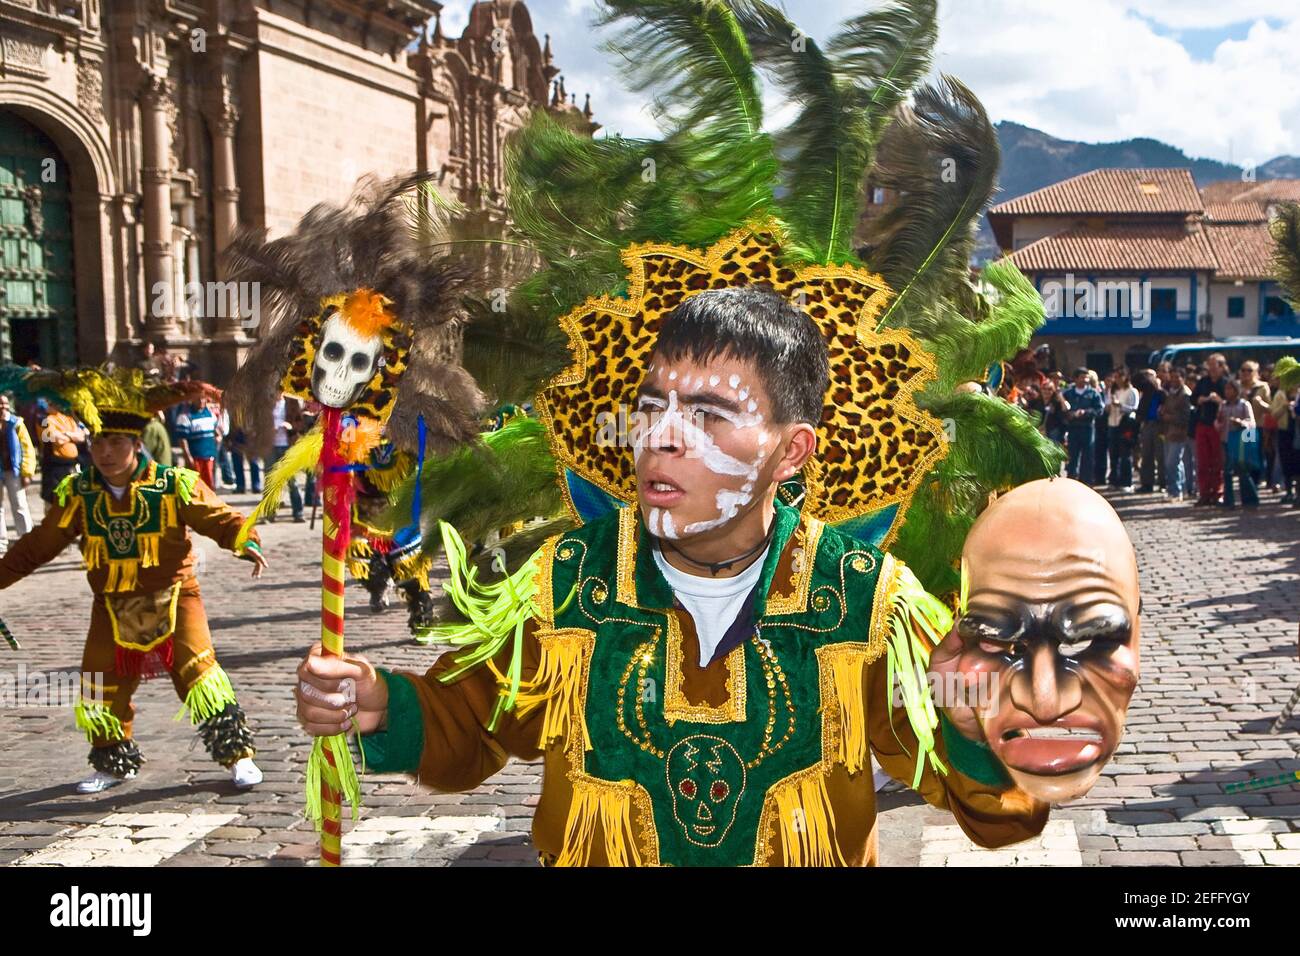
left=1038, top=309, right=1197, bottom=336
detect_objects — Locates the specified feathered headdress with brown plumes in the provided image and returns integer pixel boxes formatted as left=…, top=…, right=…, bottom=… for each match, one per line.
left=22, top=366, right=218, bottom=436
left=222, top=172, right=486, bottom=458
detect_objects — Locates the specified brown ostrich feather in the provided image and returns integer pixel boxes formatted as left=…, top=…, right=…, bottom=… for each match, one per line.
left=222, top=172, right=487, bottom=457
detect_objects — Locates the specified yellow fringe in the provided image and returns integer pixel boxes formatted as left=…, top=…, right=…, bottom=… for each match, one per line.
left=81, top=535, right=107, bottom=569
left=772, top=772, right=845, bottom=867
left=492, top=631, right=591, bottom=751
left=104, top=559, right=140, bottom=592
left=827, top=648, right=870, bottom=775
left=391, top=550, right=432, bottom=587
left=139, top=533, right=161, bottom=569
left=556, top=779, right=641, bottom=867
left=235, top=426, right=323, bottom=550
left=58, top=495, right=82, bottom=529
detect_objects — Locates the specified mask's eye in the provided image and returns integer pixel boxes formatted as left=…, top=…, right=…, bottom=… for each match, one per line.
left=322, top=341, right=344, bottom=361
left=1059, top=628, right=1126, bottom=659
left=1056, top=607, right=1130, bottom=659
left=959, top=613, right=1024, bottom=659
left=350, top=352, right=372, bottom=372
left=978, top=638, right=1024, bottom=659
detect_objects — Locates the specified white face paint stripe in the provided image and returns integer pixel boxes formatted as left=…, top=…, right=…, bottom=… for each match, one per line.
left=636, top=370, right=770, bottom=538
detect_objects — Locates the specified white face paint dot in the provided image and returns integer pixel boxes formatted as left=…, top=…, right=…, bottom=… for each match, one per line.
left=668, top=371, right=678, bottom=381
left=747, top=399, right=757, bottom=413
left=728, top=375, right=741, bottom=389
left=739, top=389, right=749, bottom=401
left=709, top=375, right=720, bottom=387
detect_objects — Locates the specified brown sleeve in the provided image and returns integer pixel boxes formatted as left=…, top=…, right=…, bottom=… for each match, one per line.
left=177, top=477, right=260, bottom=553
left=0, top=500, right=80, bottom=589
left=392, top=616, right=547, bottom=793
left=866, top=655, right=1049, bottom=848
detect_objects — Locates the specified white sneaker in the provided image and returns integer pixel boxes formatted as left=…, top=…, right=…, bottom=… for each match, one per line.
left=75, top=770, right=135, bottom=794
left=231, top=757, right=263, bottom=789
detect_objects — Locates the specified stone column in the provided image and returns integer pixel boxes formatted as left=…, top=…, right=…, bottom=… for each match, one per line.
left=204, top=96, right=251, bottom=383
left=139, top=71, right=179, bottom=341
left=207, top=101, right=240, bottom=259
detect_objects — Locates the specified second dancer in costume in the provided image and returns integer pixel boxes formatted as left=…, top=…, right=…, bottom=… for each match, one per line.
left=0, top=368, right=267, bottom=793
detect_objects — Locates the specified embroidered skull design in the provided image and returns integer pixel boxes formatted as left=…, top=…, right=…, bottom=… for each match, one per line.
left=106, top=516, right=136, bottom=556
left=666, top=735, right=746, bottom=848
left=312, top=309, right=383, bottom=409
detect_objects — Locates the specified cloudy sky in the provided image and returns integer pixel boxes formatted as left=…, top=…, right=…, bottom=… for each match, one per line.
left=435, top=0, right=1299, bottom=166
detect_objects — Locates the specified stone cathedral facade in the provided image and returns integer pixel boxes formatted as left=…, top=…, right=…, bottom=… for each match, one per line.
left=0, top=0, right=595, bottom=382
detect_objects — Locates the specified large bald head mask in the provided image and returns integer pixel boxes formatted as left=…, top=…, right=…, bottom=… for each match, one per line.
left=958, top=478, right=1141, bottom=802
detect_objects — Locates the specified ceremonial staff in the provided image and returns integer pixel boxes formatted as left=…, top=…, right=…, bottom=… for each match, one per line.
left=223, top=175, right=485, bottom=864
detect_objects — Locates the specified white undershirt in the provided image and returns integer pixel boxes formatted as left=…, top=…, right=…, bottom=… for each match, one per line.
left=652, top=542, right=771, bottom=667
left=106, top=482, right=127, bottom=498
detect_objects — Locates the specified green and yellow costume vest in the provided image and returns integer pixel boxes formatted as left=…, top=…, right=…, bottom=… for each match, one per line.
left=435, top=498, right=952, bottom=867
left=54, top=459, right=200, bottom=594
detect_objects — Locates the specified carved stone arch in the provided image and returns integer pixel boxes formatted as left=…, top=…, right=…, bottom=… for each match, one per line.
left=0, top=82, right=122, bottom=362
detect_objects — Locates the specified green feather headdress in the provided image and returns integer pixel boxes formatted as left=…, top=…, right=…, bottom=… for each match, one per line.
left=420, top=0, right=1062, bottom=600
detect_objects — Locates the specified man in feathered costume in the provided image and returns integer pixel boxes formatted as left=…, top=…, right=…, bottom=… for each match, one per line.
left=346, top=440, right=437, bottom=631
left=295, top=0, right=1143, bottom=866
left=0, top=367, right=267, bottom=793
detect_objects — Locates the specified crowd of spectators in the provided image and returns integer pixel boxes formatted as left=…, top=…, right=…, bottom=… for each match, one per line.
left=1007, top=347, right=1300, bottom=509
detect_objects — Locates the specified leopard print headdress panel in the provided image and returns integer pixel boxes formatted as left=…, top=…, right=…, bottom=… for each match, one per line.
left=535, top=221, right=950, bottom=543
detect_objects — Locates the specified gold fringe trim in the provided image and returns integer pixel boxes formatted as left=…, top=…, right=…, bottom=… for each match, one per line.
left=821, top=644, right=871, bottom=775
left=556, top=777, right=642, bottom=867
left=138, top=532, right=161, bottom=568
left=769, top=770, right=845, bottom=867
left=347, top=538, right=371, bottom=581
left=391, top=550, right=432, bottom=588
left=81, top=535, right=107, bottom=569
left=104, top=559, right=140, bottom=593
left=490, top=629, right=593, bottom=751
left=58, top=494, right=82, bottom=529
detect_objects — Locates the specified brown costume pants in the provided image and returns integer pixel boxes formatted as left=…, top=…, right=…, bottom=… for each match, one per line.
left=80, top=577, right=224, bottom=747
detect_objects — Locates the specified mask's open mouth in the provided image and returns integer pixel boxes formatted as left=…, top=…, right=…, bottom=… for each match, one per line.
left=692, top=825, right=716, bottom=838
left=1003, top=726, right=1104, bottom=743
left=996, top=724, right=1108, bottom=776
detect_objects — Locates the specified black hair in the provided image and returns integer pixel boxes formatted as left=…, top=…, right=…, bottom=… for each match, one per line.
left=650, top=287, right=829, bottom=425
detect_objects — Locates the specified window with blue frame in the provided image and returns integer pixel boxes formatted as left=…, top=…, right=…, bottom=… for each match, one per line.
left=1227, top=296, right=1245, bottom=318
left=1150, top=289, right=1177, bottom=317
left=1264, top=295, right=1295, bottom=319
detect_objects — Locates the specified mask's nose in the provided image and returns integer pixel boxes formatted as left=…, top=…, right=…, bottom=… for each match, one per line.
left=1009, top=642, right=1084, bottom=724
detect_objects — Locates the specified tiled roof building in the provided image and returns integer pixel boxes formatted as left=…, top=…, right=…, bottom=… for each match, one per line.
left=986, top=167, right=1299, bottom=373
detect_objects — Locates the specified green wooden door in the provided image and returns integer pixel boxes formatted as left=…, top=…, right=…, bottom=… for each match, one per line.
left=0, top=110, right=77, bottom=366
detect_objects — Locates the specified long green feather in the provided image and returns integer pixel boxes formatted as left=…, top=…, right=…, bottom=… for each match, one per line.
left=1270, top=201, right=1300, bottom=307
left=736, top=0, right=936, bottom=265
left=385, top=417, right=564, bottom=552
left=865, top=76, right=1000, bottom=330
left=917, top=260, right=1047, bottom=392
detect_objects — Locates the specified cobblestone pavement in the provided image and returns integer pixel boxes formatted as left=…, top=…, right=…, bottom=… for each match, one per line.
left=0, top=484, right=1296, bottom=867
